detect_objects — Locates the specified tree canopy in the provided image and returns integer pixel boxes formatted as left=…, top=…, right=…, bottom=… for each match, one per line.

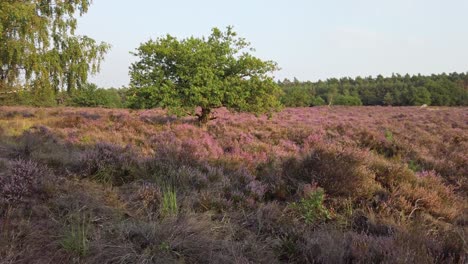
left=0, top=0, right=110, bottom=103
left=279, top=73, right=468, bottom=107
left=68, top=83, right=124, bottom=108
left=128, top=26, right=282, bottom=124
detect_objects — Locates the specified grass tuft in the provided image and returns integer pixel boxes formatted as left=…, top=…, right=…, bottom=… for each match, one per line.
left=160, top=185, right=178, bottom=218
left=60, top=213, right=90, bottom=257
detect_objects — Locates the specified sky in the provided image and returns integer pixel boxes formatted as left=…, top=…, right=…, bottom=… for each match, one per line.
left=76, top=0, right=468, bottom=88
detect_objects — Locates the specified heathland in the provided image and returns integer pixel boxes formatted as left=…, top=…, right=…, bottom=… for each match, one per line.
left=0, top=106, right=466, bottom=263
left=2, top=2, right=468, bottom=263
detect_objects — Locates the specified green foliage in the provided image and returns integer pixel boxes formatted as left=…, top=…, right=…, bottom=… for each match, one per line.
left=384, top=129, right=394, bottom=143
left=408, top=160, right=422, bottom=172
left=69, top=83, right=124, bottom=108
left=334, top=94, right=363, bottom=106
left=281, top=85, right=313, bottom=107
left=129, top=26, right=282, bottom=123
left=90, top=167, right=115, bottom=185
left=279, top=72, right=468, bottom=107
left=0, top=0, right=110, bottom=99
left=383, top=92, right=394, bottom=106
left=61, top=213, right=90, bottom=257
left=158, top=241, right=171, bottom=252
left=310, top=96, right=326, bottom=106
left=126, top=86, right=160, bottom=109
left=14, top=87, right=57, bottom=107
left=407, top=86, right=431, bottom=106
left=292, top=187, right=331, bottom=224
left=160, top=186, right=178, bottom=217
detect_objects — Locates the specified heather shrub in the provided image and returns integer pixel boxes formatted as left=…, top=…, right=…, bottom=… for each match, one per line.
left=78, top=111, right=102, bottom=120
left=144, top=157, right=210, bottom=192
left=294, top=227, right=459, bottom=264
left=256, top=158, right=289, bottom=201
left=0, top=159, right=51, bottom=203
left=246, top=179, right=268, bottom=200
left=222, top=168, right=266, bottom=204
left=150, top=124, right=223, bottom=164
left=369, top=155, right=416, bottom=190
left=150, top=133, right=202, bottom=166
left=343, top=232, right=426, bottom=264
left=284, top=145, right=380, bottom=199
left=91, top=216, right=257, bottom=264
left=11, top=126, right=85, bottom=170
left=295, top=228, right=349, bottom=263
left=48, top=181, right=121, bottom=223
left=419, top=151, right=468, bottom=187
left=139, top=109, right=177, bottom=124
left=390, top=229, right=466, bottom=264
left=9, top=126, right=58, bottom=159
left=192, top=191, right=232, bottom=213
left=135, top=182, right=162, bottom=216
left=0, top=106, right=466, bottom=263
left=250, top=201, right=291, bottom=235
left=351, top=210, right=394, bottom=237
left=81, top=143, right=140, bottom=185
left=395, top=171, right=462, bottom=220
left=356, top=129, right=403, bottom=158
left=33, top=144, right=83, bottom=171
left=438, top=229, right=467, bottom=263
left=55, top=115, right=84, bottom=128
left=0, top=158, right=7, bottom=172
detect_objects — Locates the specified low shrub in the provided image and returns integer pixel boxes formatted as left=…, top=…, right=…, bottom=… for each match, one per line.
left=284, top=144, right=380, bottom=199
left=369, top=156, right=416, bottom=190
left=0, top=159, right=51, bottom=203
left=8, top=126, right=59, bottom=159
left=395, top=171, right=462, bottom=220
left=294, top=227, right=464, bottom=264
left=145, top=161, right=208, bottom=192
left=291, top=186, right=331, bottom=224
left=91, top=215, right=267, bottom=264
left=333, top=95, right=363, bottom=106
left=80, top=143, right=140, bottom=185
left=68, top=84, right=124, bottom=108
left=136, top=182, right=162, bottom=216
left=356, top=129, right=403, bottom=158
left=150, top=125, right=223, bottom=165
left=0, top=106, right=465, bottom=263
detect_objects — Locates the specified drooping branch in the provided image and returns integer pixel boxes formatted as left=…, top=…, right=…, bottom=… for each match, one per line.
left=0, top=0, right=109, bottom=95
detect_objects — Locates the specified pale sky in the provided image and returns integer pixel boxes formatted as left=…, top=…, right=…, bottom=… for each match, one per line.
left=76, top=0, right=468, bottom=88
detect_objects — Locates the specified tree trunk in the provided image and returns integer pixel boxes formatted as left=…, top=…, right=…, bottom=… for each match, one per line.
left=198, top=108, right=211, bottom=126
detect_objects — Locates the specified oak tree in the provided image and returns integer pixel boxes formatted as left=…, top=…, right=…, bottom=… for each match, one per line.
left=128, top=27, right=282, bottom=124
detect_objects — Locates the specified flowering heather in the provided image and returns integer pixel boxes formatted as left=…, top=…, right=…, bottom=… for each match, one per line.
left=0, top=106, right=466, bottom=263
left=0, top=159, right=50, bottom=203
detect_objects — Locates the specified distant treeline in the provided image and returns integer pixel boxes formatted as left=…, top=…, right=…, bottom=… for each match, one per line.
left=280, top=72, right=468, bottom=107
left=1, top=72, right=467, bottom=108
left=0, top=83, right=127, bottom=108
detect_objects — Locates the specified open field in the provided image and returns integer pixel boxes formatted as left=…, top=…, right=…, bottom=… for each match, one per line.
left=0, top=106, right=467, bottom=263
